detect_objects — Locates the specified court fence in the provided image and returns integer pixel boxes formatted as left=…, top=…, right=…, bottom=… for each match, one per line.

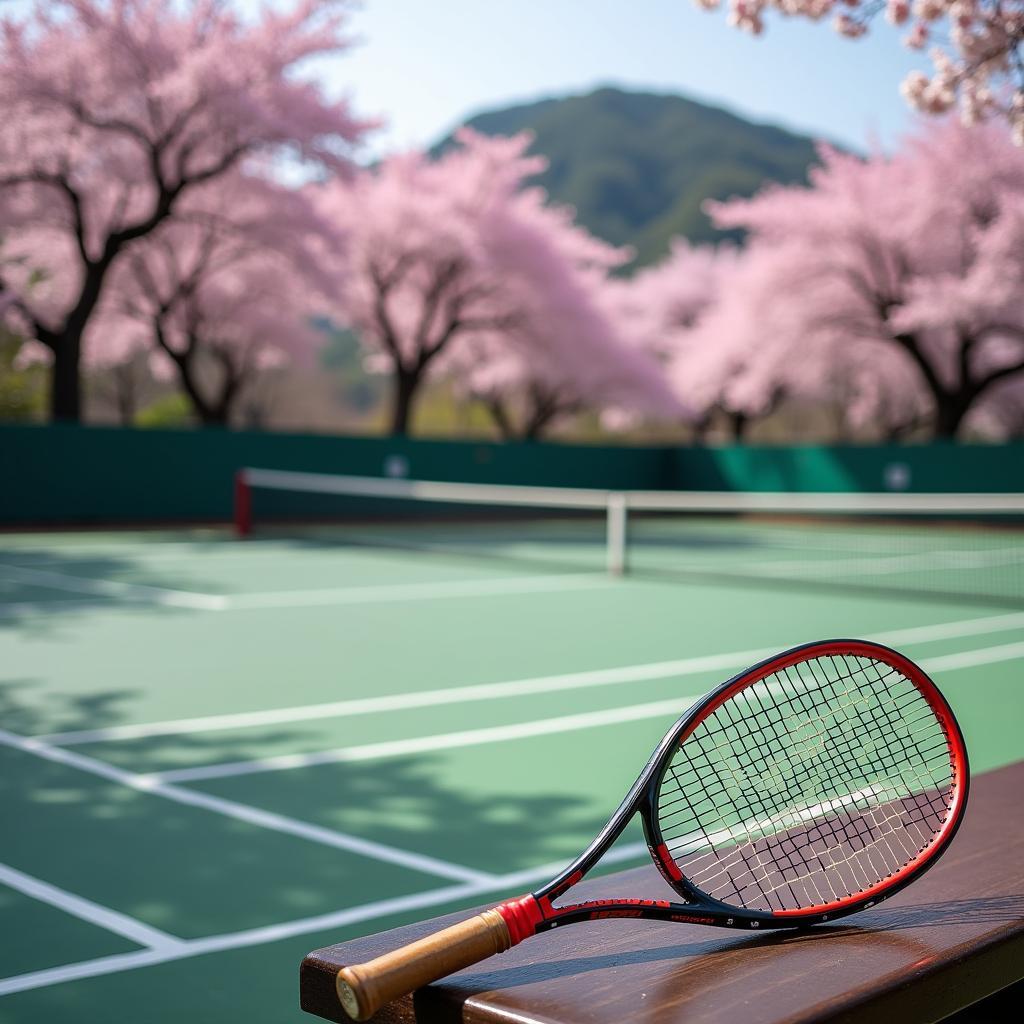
left=1, top=423, right=1023, bottom=527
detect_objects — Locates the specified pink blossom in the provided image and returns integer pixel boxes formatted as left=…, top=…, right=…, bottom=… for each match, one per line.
left=913, top=0, right=948, bottom=21
left=698, top=0, right=1024, bottom=144
left=92, top=170, right=337, bottom=424
left=0, top=0, right=371, bottom=420
left=315, top=131, right=680, bottom=437
left=886, top=0, right=912, bottom=25
left=904, top=21, right=930, bottom=47
left=833, top=14, right=868, bottom=36
left=701, top=119, right=1024, bottom=438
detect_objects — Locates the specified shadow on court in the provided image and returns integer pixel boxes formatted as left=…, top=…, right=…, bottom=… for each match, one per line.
left=0, top=681, right=612, bottom=932
left=0, top=545, right=224, bottom=633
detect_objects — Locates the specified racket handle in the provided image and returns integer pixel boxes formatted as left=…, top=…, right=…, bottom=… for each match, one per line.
left=336, top=908, right=512, bottom=1020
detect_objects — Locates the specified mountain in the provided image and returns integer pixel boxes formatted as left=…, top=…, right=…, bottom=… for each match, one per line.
left=432, top=86, right=823, bottom=266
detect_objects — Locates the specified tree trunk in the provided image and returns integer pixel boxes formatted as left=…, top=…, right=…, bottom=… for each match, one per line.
left=47, top=250, right=124, bottom=421
left=195, top=401, right=229, bottom=427
left=113, top=363, right=137, bottom=425
left=389, top=370, right=419, bottom=436
left=727, top=409, right=749, bottom=442
left=166, top=338, right=237, bottom=428
left=483, top=397, right=515, bottom=440
left=932, top=396, right=970, bottom=439
left=523, top=406, right=557, bottom=441
left=49, top=332, right=82, bottom=422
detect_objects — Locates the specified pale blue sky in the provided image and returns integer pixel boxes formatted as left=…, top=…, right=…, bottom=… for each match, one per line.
left=326, top=1, right=929, bottom=155
left=10, top=1, right=929, bottom=153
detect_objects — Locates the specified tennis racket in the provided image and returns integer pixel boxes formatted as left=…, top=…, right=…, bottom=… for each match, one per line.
left=335, top=639, right=968, bottom=1020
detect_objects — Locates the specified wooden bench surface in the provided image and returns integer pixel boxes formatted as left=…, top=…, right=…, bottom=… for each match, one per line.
left=301, top=760, right=1024, bottom=1024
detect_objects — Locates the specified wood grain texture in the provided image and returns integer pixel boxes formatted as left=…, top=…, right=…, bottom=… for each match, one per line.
left=301, top=760, right=1024, bottom=1024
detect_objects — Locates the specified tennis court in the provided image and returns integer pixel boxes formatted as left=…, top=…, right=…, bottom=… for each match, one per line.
left=1, top=509, right=1023, bottom=1023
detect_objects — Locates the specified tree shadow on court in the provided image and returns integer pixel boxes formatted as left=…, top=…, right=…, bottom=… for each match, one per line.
left=107, top=724, right=619, bottom=878
left=207, top=751, right=623, bottom=877
left=0, top=543, right=224, bottom=634
left=0, top=678, right=137, bottom=737
left=0, top=681, right=622, bottom=935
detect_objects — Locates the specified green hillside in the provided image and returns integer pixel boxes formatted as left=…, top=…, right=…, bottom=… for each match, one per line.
left=433, top=85, right=822, bottom=266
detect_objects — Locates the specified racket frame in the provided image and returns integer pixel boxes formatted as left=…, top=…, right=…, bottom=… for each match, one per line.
left=524, top=639, right=969, bottom=934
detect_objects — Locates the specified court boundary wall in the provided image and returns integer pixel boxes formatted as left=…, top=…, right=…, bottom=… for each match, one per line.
left=1, top=424, right=1021, bottom=527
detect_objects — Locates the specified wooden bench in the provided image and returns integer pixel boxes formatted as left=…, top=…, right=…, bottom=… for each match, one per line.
left=301, top=760, right=1024, bottom=1024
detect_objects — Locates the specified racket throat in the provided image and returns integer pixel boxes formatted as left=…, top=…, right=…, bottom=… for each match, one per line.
left=495, top=894, right=546, bottom=944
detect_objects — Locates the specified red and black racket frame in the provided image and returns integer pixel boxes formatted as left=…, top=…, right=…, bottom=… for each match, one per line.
left=496, top=639, right=970, bottom=946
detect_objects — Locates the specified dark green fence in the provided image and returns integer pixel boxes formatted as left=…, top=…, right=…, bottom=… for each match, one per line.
left=671, top=443, right=1024, bottom=493
left=0, top=425, right=672, bottom=526
left=0, top=424, right=1020, bottom=527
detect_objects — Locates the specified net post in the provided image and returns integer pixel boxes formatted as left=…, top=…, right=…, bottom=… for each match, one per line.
left=607, top=492, right=628, bottom=576
left=234, top=470, right=252, bottom=538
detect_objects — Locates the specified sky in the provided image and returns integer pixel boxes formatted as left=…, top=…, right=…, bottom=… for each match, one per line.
left=322, top=0, right=931, bottom=157
left=7, top=1, right=930, bottom=155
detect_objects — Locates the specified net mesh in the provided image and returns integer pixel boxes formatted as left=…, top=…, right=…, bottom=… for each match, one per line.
left=656, top=652, right=956, bottom=914
left=238, top=470, right=1024, bottom=607
left=627, top=514, right=1024, bottom=607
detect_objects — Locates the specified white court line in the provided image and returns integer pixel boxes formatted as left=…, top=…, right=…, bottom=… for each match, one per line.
left=41, top=611, right=1024, bottom=747
left=4, top=631, right=1024, bottom=995
left=144, top=633, right=1024, bottom=786
left=2, top=628, right=1021, bottom=999
left=0, top=563, right=607, bottom=614
left=43, top=650, right=769, bottom=746
left=0, top=862, right=185, bottom=953
left=0, top=541, right=313, bottom=567
left=918, top=639, right=1024, bottom=673
left=148, top=699, right=697, bottom=784
left=0, top=841, right=649, bottom=998
left=742, top=547, right=1024, bottom=579
left=0, top=729, right=493, bottom=888
left=220, top=573, right=609, bottom=610
left=0, top=564, right=227, bottom=611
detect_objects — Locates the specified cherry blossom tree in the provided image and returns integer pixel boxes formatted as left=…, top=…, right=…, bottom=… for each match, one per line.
left=449, top=184, right=679, bottom=439
left=698, top=1, right=1024, bottom=144
left=0, top=0, right=369, bottom=421
left=93, top=170, right=335, bottom=426
left=452, top=334, right=677, bottom=441
left=700, top=118, right=1024, bottom=439
left=318, top=130, right=679, bottom=436
left=610, top=240, right=751, bottom=437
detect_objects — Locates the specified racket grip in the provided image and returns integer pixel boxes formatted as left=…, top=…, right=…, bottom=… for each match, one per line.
left=335, top=907, right=513, bottom=1020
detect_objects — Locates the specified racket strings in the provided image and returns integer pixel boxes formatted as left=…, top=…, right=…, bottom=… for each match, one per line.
left=700, top=657, right=951, bottom=909
left=656, top=654, right=955, bottom=913
left=665, top=699, right=935, bottom=908
left=680, top=658, right=951, bottom=910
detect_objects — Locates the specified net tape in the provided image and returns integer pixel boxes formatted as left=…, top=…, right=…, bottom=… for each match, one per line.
left=657, top=655, right=954, bottom=913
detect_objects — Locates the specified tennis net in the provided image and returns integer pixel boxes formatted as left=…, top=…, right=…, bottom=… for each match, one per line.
left=234, top=468, right=1024, bottom=607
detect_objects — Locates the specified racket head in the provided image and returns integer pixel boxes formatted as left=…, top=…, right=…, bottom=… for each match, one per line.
left=641, top=639, right=968, bottom=928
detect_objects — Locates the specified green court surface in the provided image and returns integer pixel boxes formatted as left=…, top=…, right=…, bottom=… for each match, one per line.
left=1, top=522, right=1023, bottom=1023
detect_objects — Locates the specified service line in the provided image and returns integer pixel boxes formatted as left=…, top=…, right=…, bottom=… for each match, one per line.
left=0, top=862, right=185, bottom=953
left=0, top=563, right=608, bottom=616
left=143, top=634, right=1024, bottom=786
left=0, top=729, right=494, bottom=888
left=41, top=610, right=1024, bottom=747
left=0, top=564, right=227, bottom=610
